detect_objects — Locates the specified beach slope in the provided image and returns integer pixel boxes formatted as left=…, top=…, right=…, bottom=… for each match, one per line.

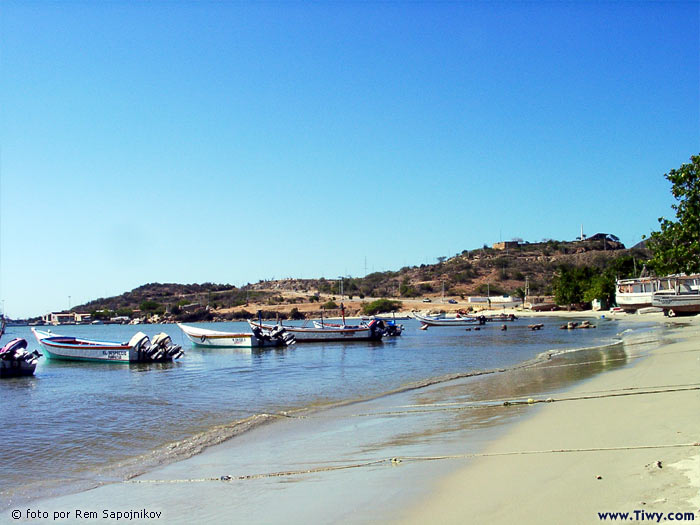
left=402, top=318, right=700, bottom=524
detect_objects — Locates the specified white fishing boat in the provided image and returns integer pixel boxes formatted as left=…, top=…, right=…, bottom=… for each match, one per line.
left=411, top=312, right=484, bottom=327
left=32, top=329, right=183, bottom=363
left=617, top=275, right=700, bottom=313
left=615, top=277, right=662, bottom=312
left=177, top=323, right=294, bottom=347
left=651, top=280, right=700, bottom=317
left=0, top=338, right=41, bottom=378
left=247, top=319, right=384, bottom=342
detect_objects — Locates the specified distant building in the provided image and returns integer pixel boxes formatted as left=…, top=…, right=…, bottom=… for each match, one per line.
left=492, top=241, right=520, bottom=250
left=42, top=312, right=91, bottom=325
left=574, top=232, right=625, bottom=249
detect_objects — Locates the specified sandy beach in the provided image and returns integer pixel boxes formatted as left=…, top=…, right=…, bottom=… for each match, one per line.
left=402, top=313, right=700, bottom=524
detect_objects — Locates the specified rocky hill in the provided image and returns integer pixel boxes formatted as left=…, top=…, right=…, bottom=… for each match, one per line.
left=64, top=236, right=649, bottom=321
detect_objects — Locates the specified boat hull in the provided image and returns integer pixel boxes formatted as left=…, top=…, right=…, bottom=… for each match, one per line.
left=0, top=359, right=37, bottom=377
left=651, top=294, right=700, bottom=315
left=247, top=321, right=382, bottom=342
left=177, top=323, right=277, bottom=347
left=31, top=329, right=180, bottom=363
left=412, top=313, right=480, bottom=326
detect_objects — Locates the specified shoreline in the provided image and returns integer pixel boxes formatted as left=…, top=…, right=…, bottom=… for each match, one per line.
left=400, top=315, right=700, bottom=523
left=4, top=313, right=671, bottom=523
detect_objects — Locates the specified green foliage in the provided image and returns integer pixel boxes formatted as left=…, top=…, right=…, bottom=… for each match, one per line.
left=475, top=283, right=506, bottom=296
left=361, top=299, right=402, bottom=316
left=583, top=275, right=614, bottom=304
left=321, top=300, right=338, bottom=310
left=115, top=307, right=133, bottom=317
left=399, top=277, right=420, bottom=297
left=139, top=300, right=161, bottom=312
left=90, top=309, right=113, bottom=321
left=647, top=154, right=700, bottom=275
left=552, top=265, right=613, bottom=306
left=289, top=307, right=304, bottom=320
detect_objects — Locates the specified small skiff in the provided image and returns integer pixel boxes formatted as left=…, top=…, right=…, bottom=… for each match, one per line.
left=412, top=312, right=484, bottom=327
left=247, top=319, right=384, bottom=342
left=177, top=323, right=295, bottom=347
left=32, top=329, right=183, bottom=363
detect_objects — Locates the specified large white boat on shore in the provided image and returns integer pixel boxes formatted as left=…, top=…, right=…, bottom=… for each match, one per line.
left=615, top=277, right=661, bottom=312
left=651, top=278, right=700, bottom=316
left=616, top=275, right=700, bottom=313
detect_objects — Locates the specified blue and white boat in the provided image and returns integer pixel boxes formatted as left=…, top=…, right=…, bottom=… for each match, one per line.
left=32, top=329, right=183, bottom=363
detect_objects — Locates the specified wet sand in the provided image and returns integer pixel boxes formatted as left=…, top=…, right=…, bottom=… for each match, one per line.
left=402, top=314, right=700, bottom=523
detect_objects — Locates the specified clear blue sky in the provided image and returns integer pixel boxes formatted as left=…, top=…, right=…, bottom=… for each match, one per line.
left=1, top=1, right=698, bottom=318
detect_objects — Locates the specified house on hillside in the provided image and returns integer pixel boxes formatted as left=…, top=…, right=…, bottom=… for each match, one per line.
left=575, top=232, right=625, bottom=250
left=492, top=241, right=520, bottom=250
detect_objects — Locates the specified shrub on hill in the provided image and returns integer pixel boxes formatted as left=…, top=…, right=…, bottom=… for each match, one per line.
left=361, top=299, right=402, bottom=316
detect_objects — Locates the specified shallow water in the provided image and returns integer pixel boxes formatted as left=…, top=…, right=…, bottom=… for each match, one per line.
left=0, top=317, right=650, bottom=508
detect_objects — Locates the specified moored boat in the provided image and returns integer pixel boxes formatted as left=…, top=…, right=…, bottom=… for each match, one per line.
left=0, top=338, right=41, bottom=378
left=247, top=319, right=384, bottom=342
left=412, top=311, right=484, bottom=327
left=32, top=329, right=183, bottom=363
left=177, top=322, right=295, bottom=347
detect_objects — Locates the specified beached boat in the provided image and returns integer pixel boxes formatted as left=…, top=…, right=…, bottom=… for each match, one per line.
left=615, top=277, right=662, bottom=312
left=0, top=338, right=41, bottom=378
left=177, top=322, right=295, bottom=347
left=247, top=319, right=384, bottom=342
left=617, top=275, right=700, bottom=313
left=32, top=329, right=183, bottom=363
left=412, top=312, right=484, bottom=327
left=651, top=280, right=700, bottom=316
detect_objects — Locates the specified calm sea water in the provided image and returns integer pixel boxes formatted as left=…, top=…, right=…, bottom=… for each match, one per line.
left=0, top=317, right=650, bottom=508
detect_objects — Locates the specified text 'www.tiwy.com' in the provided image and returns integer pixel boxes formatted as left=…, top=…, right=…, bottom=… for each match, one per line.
left=598, top=510, right=696, bottom=522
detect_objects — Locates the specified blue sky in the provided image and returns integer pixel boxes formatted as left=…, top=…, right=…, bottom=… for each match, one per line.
left=1, top=1, right=698, bottom=318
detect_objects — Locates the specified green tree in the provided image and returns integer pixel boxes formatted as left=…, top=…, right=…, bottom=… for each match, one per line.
left=647, top=154, right=700, bottom=275
left=361, top=299, right=402, bottom=316
left=552, top=265, right=596, bottom=306
left=321, top=300, right=338, bottom=310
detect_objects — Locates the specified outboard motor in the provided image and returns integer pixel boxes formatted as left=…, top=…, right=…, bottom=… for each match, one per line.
left=128, top=332, right=153, bottom=362
left=151, top=333, right=184, bottom=360
left=0, top=338, right=41, bottom=377
left=1, top=338, right=26, bottom=360
left=0, top=338, right=42, bottom=363
left=478, top=315, right=487, bottom=325
left=269, top=325, right=296, bottom=346
left=367, top=320, right=385, bottom=340
left=252, top=326, right=264, bottom=340
left=384, top=321, right=403, bottom=337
